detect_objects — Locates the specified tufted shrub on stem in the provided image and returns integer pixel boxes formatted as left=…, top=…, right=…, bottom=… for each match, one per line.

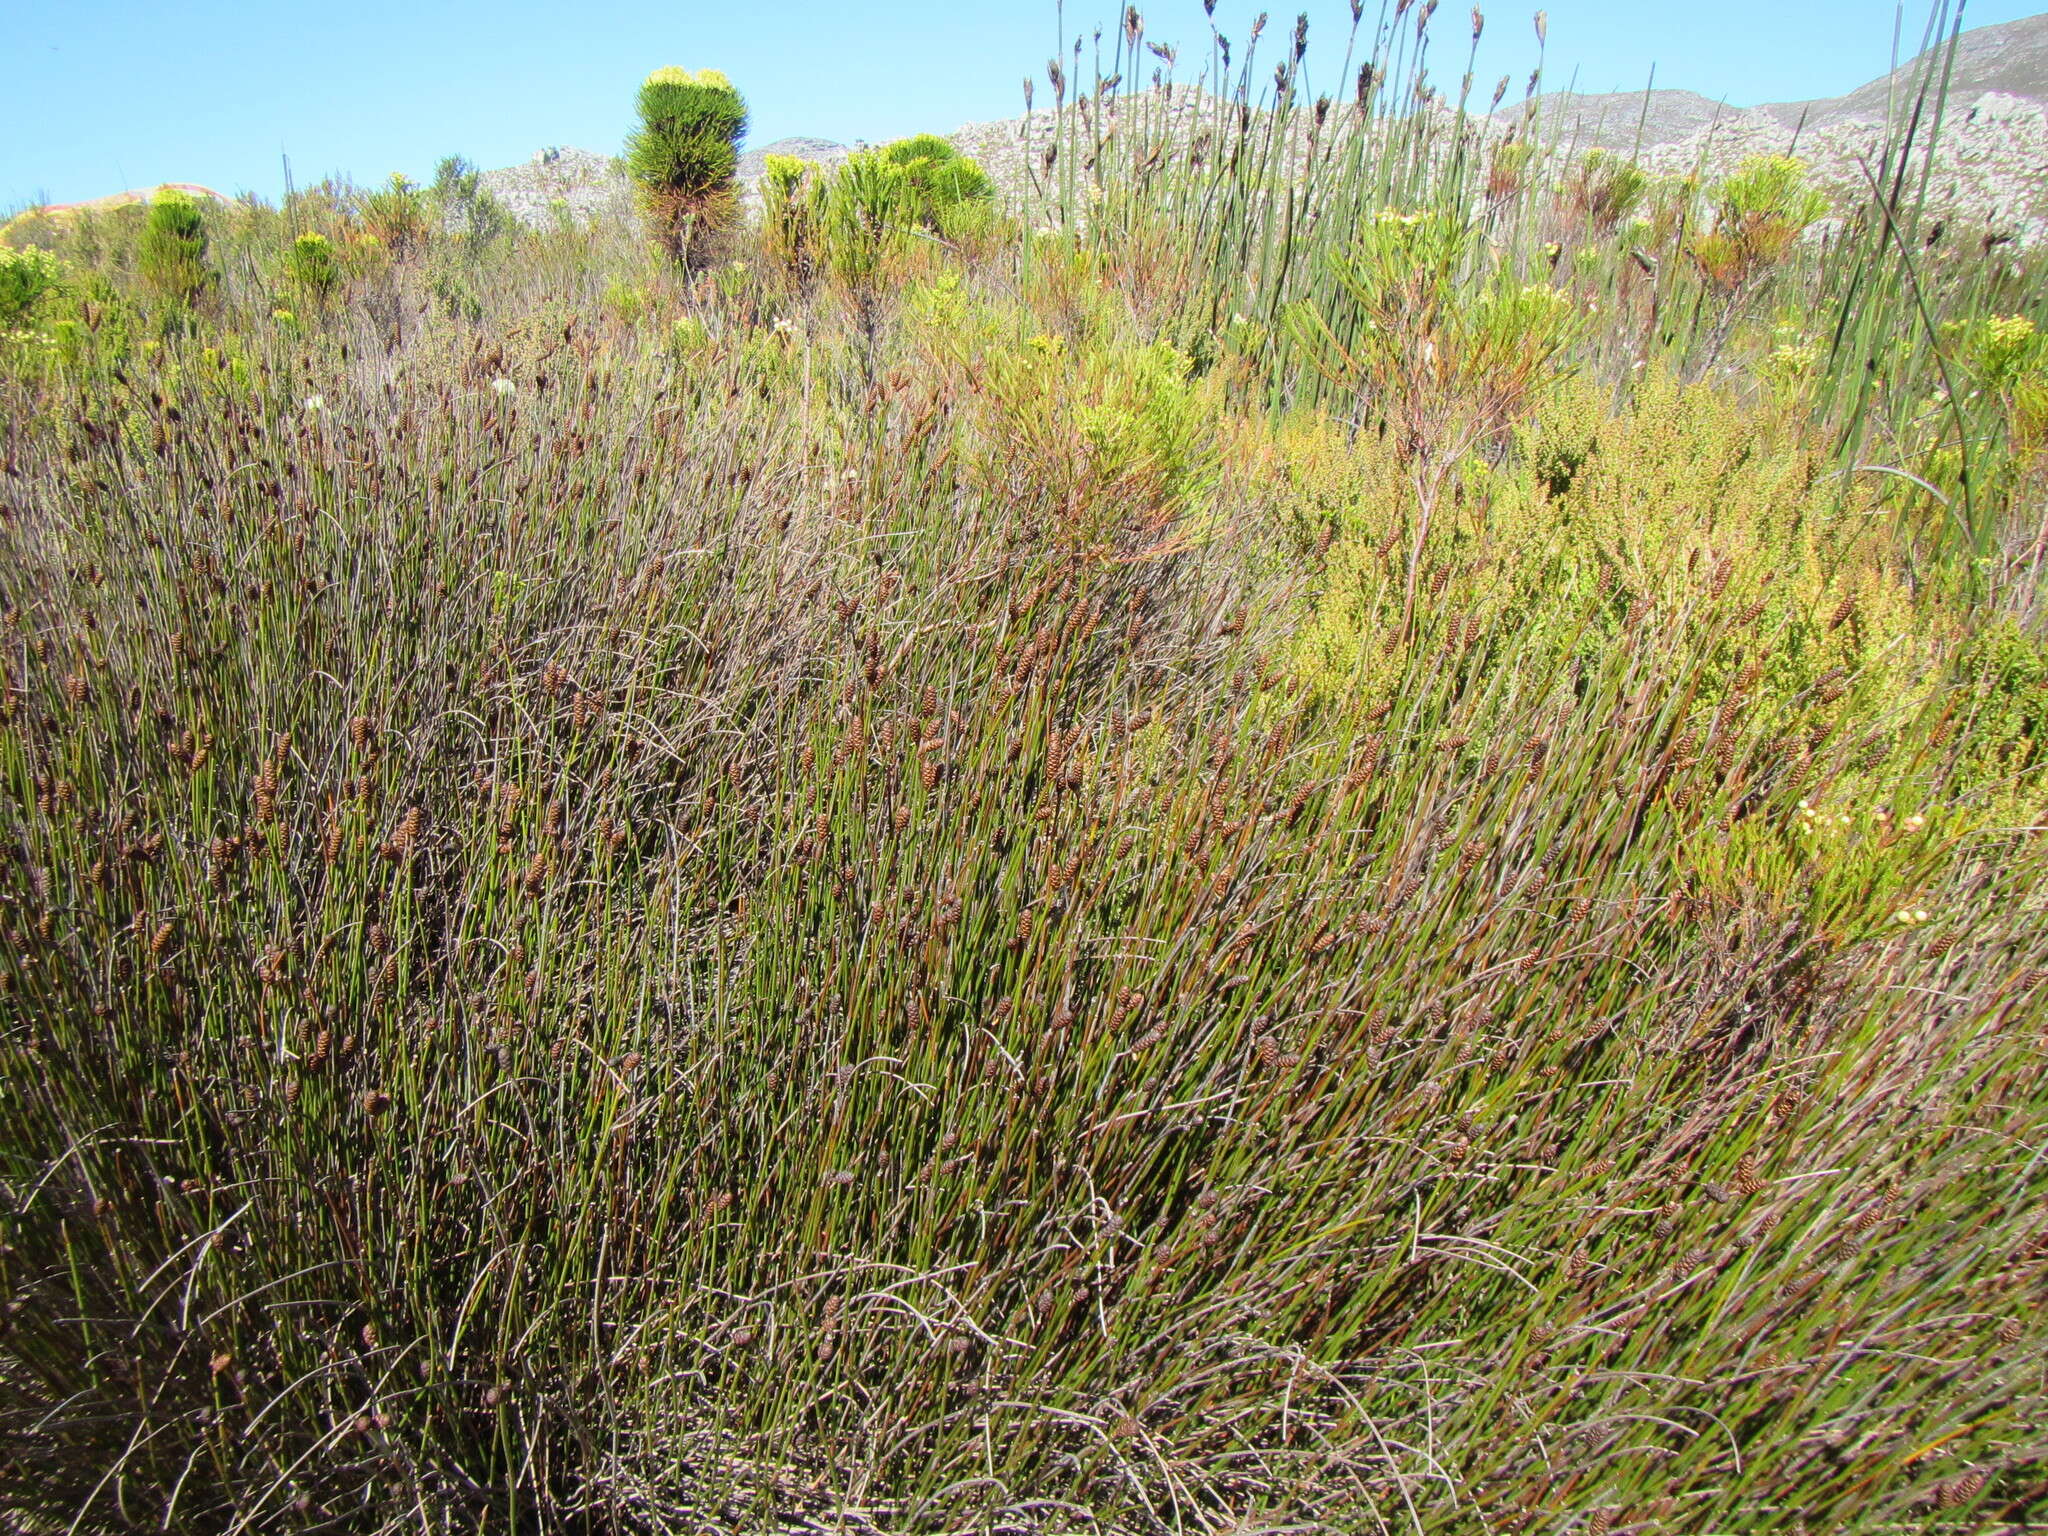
left=624, top=66, right=747, bottom=266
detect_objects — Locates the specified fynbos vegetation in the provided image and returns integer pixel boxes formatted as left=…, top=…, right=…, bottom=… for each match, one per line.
left=625, top=66, right=748, bottom=266
left=136, top=187, right=212, bottom=314
left=0, top=2, right=2044, bottom=1531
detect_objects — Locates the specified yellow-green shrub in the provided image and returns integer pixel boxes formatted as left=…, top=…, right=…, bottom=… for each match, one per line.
left=1291, top=375, right=1948, bottom=728
left=965, top=335, right=1219, bottom=541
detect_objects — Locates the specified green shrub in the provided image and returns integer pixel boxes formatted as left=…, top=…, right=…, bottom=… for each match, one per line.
left=0, top=246, right=62, bottom=330
left=760, top=153, right=820, bottom=285
left=877, top=134, right=995, bottom=231
left=1945, top=312, right=2047, bottom=394
left=970, top=335, right=1218, bottom=536
left=1690, top=154, right=1830, bottom=291
left=429, top=155, right=515, bottom=248
left=669, top=314, right=711, bottom=354
left=283, top=232, right=341, bottom=302
left=821, top=150, right=909, bottom=300
left=136, top=189, right=211, bottom=308
left=825, top=135, right=996, bottom=251
left=624, top=65, right=747, bottom=264
left=600, top=278, right=651, bottom=327
left=1485, top=137, right=1539, bottom=200
left=1286, top=209, right=1582, bottom=470
left=1564, top=148, right=1649, bottom=234
left=1948, top=619, right=2048, bottom=795
left=360, top=173, right=429, bottom=258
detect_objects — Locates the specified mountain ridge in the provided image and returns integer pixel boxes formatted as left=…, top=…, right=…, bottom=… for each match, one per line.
left=474, top=11, right=2048, bottom=242
left=1506, top=12, right=2048, bottom=151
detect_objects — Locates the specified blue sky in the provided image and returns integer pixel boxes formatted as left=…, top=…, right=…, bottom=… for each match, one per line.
left=4, top=0, right=2038, bottom=210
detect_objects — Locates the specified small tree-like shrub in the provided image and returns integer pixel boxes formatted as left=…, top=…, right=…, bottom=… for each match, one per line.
left=761, top=154, right=820, bottom=286
left=360, top=173, right=429, bottom=258
left=429, top=155, right=515, bottom=248
left=1565, top=148, right=1649, bottom=234
left=1485, top=137, right=1538, bottom=202
left=137, top=189, right=211, bottom=308
left=284, top=232, right=341, bottom=303
left=876, top=134, right=995, bottom=231
left=1945, top=312, right=2048, bottom=395
left=820, top=152, right=909, bottom=376
left=1285, top=207, right=1582, bottom=632
left=0, top=247, right=63, bottom=330
left=624, top=66, right=747, bottom=265
left=823, top=137, right=996, bottom=252
left=1690, top=154, right=1830, bottom=292
left=824, top=153, right=911, bottom=292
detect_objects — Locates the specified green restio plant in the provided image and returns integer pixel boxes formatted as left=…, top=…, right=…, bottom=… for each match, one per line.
left=624, top=66, right=747, bottom=264
left=136, top=189, right=211, bottom=309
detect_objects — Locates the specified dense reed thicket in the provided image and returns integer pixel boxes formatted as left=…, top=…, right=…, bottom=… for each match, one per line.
left=1, top=3, right=2046, bottom=1531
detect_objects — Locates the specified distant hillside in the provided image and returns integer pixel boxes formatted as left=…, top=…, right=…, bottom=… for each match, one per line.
left=1499, top=12, right=2048, bottom=241
left=1493, top=90, right=1769, bottom=157
left=459, top=11, right=2048, bottom=244
left=736, top=137, right=850, bottom=182
left=1760, top=11, right=2048, bottom=126
left=3, top=183, right=229, bottom=243
left=478, top=138, right=848, bottom=229
left=1509, top=12, right=2048, bottom=149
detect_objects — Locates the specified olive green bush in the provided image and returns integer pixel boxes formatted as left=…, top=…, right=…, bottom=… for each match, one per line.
left=136, top=187, right=212, bottom=310
left=0, top=245, right=63, bottom=330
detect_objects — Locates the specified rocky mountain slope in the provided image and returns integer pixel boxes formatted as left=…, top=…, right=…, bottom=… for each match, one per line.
left=478, top=137, right=848, bottom=229
left=1502, top=13, right=2048, bottom=238
left=473, top=11, right=2048, bottom=242
left=1761, top=10, right=2048, bottom=125
left=1516, top=12, right=2048, bottom=150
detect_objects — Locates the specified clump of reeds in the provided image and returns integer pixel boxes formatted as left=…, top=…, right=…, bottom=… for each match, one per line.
left=0, top=5, right=2044, bottom=1532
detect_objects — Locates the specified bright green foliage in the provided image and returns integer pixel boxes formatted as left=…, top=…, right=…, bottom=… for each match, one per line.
left=429, top=155, right=515, bottom=248
left=1484, top=137, right=1539, bottom=200
left=824, top=135, right=996, bottom=264
left=2015, top=372, right=2048, bottom=456
left=1940, top=313, right=2048, bottom=463
left=876, top=133, right=995, bottom=230
left=821, top=150, right=910, bottom=296
left=972, top=336, right=1216, bottom=533
left=669, top=314, right=711, bottom=354
left=761, top=153, right=809, bottom=206
left=136, top=188, right=211, bottom=307
left=1760, top=320, right=1824, bottom=391
left=1564, top=148, right=1649, bottom=233
left=624, top=65, right=747, bottom=261
left=599, top=278, right=650, bottom=326
left=760, top=153, right=820, bottom=284
left=1946, top=312, right=2047, bottom=393
left=283, top=232, right=341, bottom=300
left=1947, top=619, right=2048, bottom=789
left=0, top=247, right=63, bottom=330
left=360, top=173, right=430, bottom=257
left=1286, top=209, right=1582, bottom=465
left=1690, top=154, right=1832, bottom=290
